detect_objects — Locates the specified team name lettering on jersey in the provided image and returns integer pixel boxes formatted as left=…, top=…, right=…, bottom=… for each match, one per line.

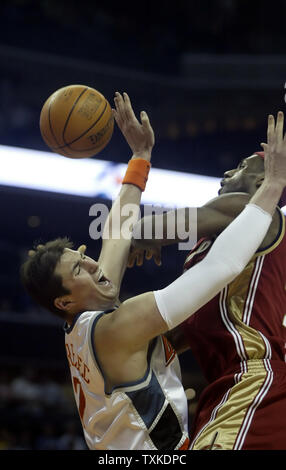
left=65, top=343, right=90, bottom=383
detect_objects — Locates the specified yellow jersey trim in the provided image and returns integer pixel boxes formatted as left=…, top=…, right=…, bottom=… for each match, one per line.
left=255, top=207, right=285, bottom=258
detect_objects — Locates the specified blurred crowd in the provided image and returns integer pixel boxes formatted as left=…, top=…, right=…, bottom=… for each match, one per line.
left=0, top=0, right=276, bottom=178
left=0, top=366, right=87, bottom=450
left=0, top=363, right=200, bottom=450
left=1, top=0, right=285, bottom=73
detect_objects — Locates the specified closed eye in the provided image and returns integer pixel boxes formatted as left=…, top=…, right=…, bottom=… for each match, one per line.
left=72, top=254, right=86, bottom=276
left=77, top=254, right=86, bottom=275
left=237, top=160, right=246, bottom=169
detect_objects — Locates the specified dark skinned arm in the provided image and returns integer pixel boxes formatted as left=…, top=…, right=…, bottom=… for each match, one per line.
left=130, top=192, right=281, bottom=268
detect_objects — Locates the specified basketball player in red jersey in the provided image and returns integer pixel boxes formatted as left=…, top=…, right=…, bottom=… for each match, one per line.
left=131, top=117, right=286, bottom=450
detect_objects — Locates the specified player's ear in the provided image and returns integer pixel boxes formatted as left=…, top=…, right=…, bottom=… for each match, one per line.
left=54, top=296, right=75, bottom=312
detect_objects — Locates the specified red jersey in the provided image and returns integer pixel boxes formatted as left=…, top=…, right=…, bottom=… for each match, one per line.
left=182, top=208, right=286, bottom=450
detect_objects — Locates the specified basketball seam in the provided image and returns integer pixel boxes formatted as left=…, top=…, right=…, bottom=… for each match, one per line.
left=47, top=94, right=72, bottom=157
left=61, top=99, right=108, bottom=150
left=49, top=98, right=108, bottom=151
left=64, top=114, right=114, bottom=152
left=48, top=99, right=61, bottom=148
left=62, top=87, right=88, bottom=145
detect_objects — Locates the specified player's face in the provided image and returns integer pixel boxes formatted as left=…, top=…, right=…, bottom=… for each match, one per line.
left=54, top=248, right=118, bottom=315
left=219, top=154, right=265, bottom=195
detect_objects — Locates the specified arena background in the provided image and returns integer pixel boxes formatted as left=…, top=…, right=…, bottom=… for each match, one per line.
left=0, top=0, right=286, bottom=450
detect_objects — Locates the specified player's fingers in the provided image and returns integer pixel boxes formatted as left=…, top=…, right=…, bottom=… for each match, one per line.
left=114, top=92, right=123, bottom=115
left=154, top=253, right=162, bottom=266
left=141, top=111, right=151, bottom=128
left=260, top=144, right=269, bottom=160
left=275, top=111, right=284, bottom=143
left=127, top=256, right=135, bottom=268
left=145, top=250, right=153, bottom=260
left=136, top=252, right=144, bottom=266
left=112, top=108, right=123, bottom=130
left=267, top=114, right=275, bottom=146
left=141, top=111, right=154, bottom=144
left=112, top=107, right=118, bottom=120
left=123, top=92, right=137, bottom=122
left=113, top=96, right=122, bottom=125
left=114, top=92, right=124, bottom=115
left=114, top=91, right=128, bottom=121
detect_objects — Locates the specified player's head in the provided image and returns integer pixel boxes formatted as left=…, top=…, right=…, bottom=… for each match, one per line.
left=20, top=238, right=117, bottom=323
left=219, top=151, right=286, bottom=207
left=219, top=153, right=264, bottom=196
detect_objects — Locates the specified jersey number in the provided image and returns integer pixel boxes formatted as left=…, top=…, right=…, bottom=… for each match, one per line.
left=73, top=376, right=86, bottom=422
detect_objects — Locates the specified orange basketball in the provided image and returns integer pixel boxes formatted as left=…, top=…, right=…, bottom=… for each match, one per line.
left=39, top=84, right=114, bottom=158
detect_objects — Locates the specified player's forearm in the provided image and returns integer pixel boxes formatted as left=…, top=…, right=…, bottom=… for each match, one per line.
left=102, top=153, right=151, bottom=244
left=102, top=184, right=141, bottom=242
left=132, top=208, right=190, bottom=249
left=99, top=153, right=151, bottom=290
left=132, top=194, right=252, bottom=250
left=153, top=204, right=272, bottom=331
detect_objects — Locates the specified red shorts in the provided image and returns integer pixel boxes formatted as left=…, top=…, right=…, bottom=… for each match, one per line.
left=190, top=360, right=286, bottom=450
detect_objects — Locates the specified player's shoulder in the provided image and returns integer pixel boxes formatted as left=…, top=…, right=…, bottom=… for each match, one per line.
left=64, top=310, right=104, bottom=335
left=258, top=206, right=285, bottom=253
left=93, top=292, right=163, bottom=354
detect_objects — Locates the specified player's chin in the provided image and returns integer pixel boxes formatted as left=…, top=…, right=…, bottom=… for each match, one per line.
left=218, top=185, right=230, bottom=195
left=97, top=284, right=119, bottom=305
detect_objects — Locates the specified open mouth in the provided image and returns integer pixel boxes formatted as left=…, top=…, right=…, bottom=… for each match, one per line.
left=97, top=271, right=110, bottom=286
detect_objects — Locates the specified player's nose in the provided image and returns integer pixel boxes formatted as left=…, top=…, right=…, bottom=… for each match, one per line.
left=83, top=258, right=98, bottom=274
left=224, top=169, right=236, bottom=178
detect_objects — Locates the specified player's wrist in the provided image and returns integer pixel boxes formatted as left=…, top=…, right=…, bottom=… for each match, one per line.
left=131, top=150, right=152, bottom=161
left=122, top=158, right=151, bottom=191
left=250, top=179, right=284, bottom=215
left=261, top=178, right=284, bottom=195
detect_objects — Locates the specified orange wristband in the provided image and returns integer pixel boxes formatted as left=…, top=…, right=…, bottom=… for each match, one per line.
left=122, top=158, right=151, bottom=191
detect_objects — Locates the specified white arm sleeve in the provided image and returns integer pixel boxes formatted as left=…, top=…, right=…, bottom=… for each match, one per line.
left=153, top=204, right=272, bottom=330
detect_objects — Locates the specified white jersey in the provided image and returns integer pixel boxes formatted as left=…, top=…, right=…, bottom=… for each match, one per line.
left=64, top=310, right=190, bottom=450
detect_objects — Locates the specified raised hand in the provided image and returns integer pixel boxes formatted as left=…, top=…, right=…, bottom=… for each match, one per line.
left=113, top=92, right=155, bottom=161
left=261, top=111, right=286, bottom=187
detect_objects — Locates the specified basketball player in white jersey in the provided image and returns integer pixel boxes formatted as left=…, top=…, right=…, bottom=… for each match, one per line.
left=21, top=96, right=286, bottom=450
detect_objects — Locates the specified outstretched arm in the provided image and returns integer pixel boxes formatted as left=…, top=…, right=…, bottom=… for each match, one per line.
left=128, top=192, right=251, bottom=267
left=97, top=92, right=154, bottom=295
left=96, top=112, right=286, bottom=359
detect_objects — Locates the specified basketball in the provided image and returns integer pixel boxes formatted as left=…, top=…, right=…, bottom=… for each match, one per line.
left=39, top=84, right=114, bottom=158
